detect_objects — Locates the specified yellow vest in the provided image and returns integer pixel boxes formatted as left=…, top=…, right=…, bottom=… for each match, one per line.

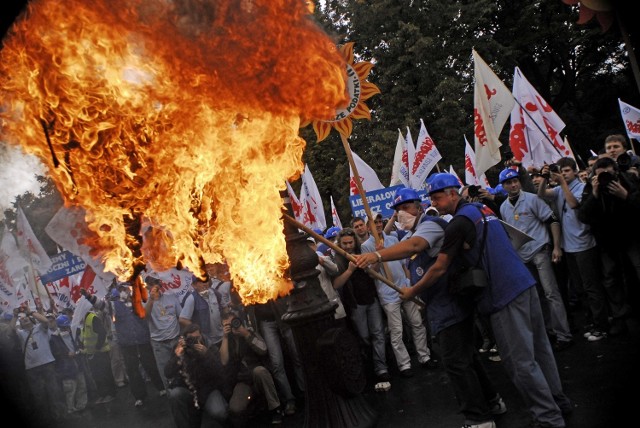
left=82, top=312, right=110, bottom=354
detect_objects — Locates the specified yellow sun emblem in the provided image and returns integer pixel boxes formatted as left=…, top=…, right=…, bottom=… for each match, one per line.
left=310, top=42, right=380, bottom=142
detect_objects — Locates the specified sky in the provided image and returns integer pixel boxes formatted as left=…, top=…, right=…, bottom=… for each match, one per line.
left=0, top=142, right=47, bottom=220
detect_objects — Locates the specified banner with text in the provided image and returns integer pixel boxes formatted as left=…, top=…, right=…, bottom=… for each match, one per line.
left=40, top=250, right=87, bottom=284
left=349, top=185, right=429, bottom=219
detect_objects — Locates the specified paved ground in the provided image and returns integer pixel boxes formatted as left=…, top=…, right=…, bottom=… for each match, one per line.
left=6, top=311, right=638, bottom=428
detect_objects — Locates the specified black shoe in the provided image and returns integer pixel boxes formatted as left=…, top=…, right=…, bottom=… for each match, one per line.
left=377, top=372, right=391, bottom=382
left=400, top=368, right=414, bottom=378
left=421, top=358, right=439, bottom=369
left=271, top=409, right=283, bottom=425
left=553, top=339, right=574, bottom=352
left=609, top=319, right=628, bottom=336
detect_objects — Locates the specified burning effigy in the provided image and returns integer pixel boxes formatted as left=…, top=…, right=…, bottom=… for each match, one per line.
left=0, top=0, right=348, bottom=304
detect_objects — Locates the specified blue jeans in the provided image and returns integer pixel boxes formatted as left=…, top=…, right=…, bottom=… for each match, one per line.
left=491, top=287, right=570, bottom=427
left=349, top=299, right=388, bottom=376
left=150, top=337, right=179, bottom=389
left=527, top=247, right=572, bottom=341
left=259, top=319, right=305, bottom=402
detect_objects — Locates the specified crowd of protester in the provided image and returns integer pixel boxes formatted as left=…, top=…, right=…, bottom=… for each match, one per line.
left=1, top=133, right=639, bottom=428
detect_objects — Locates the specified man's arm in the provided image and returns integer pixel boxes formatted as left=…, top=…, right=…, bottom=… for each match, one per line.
left=354, top=236, right=429, bottom=268
left=331, top=261, right=357, bottom=290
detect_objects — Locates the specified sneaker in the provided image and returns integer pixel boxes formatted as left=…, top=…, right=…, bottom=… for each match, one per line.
left=159, top=389, right=167, bottom=397
left=553, top=339, right=574, bottom=352
left=400, top=368, right=414, bottom=378
left=284, top=400, right=296, bottom=416
left=461, top=421, right=496, bottom=428
left=478, top=340, right=492, bottom=353
left=134, top=400, right=143, bottom=407
left=489, top=395, right=507, bottom=415
left=587, top=330, right=607, bottom=342
left=100, top=395, right=115, bottom=404
left=582, top=324, right=595, bottom=338
left=271, top=409, right=283, bottom=425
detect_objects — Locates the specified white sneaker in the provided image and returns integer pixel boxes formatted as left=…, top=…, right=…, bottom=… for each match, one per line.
left=134, top=400, right=143, bottom=407
left=461, top=421, right=496, bottom=428
left=159, top=389, right=167, bottom=397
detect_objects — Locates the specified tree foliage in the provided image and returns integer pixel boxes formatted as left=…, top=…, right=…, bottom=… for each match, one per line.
left=296, top=0, right=640, bottom=225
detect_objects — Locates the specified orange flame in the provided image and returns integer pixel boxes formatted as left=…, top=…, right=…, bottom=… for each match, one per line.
left=0, top=0, right=348, bottom=304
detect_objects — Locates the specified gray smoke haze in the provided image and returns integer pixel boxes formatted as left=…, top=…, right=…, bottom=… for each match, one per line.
left=0, top=141, right=47, bottom=220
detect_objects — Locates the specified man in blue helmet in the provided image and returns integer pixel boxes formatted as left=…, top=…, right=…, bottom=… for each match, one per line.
left=317, top=226, right=341, bottom=257
left=355, top=184, right=505, bottom=428
left=402, top=173, right=571, bottom=428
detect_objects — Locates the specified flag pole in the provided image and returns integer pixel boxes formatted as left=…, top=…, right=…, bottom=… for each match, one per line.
left=284, top=213, right=424, bottom=309
left=512, top=97, right=562, bottom=156
left=339, top=133, right=395, bottom=282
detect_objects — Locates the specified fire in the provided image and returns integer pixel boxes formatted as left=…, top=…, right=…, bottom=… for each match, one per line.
left=0, top=0, right=348, bottom=304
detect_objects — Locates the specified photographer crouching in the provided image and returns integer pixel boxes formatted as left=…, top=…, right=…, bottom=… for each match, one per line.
left=164, top=324, right=229, bottom=428
left=577, top=156, right=640, bottom=335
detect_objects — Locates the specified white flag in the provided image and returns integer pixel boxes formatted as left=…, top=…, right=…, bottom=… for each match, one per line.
left=464, top=135, right=490, bottom=187
left=285, top=181, right=304, bottom=223
left=509, top=67, right=570, bottom=168
left=473, top=49, right=515, bottom=178
left=0, top=227, right=29, bottom=310
left=390, top=129, right=410, bottom=187
left=45, top=205, right=115, bottom=283
left=349, top=149, right=384, bottom=195
left=405, top=127, right=416, bottom=183
left=16, top=207, right=52, bottom=275
left=300, top=164, right=327, bottom=231
left=330, top=195, right=343, bottom=229
left=448, top=166, right=464, bottom=187
left=618, top=98, right=640, bottom=140
left=411, top=119, right=443, bottom=189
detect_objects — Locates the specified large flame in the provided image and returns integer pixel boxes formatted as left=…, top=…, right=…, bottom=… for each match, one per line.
left=0, top=0, right=348, bottom=304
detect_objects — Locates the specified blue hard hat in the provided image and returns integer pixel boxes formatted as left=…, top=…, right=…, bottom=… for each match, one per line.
left=56, top=314, right=71, bottom=328
left=498, top=167, right=519, bottom=184
left=426, top=173, right=461, bottom=195
left=391, top=187, right=421, bottom=209
left=324, top=226, right=341, bottom=239
left=312, top=228, right=324, bottom=236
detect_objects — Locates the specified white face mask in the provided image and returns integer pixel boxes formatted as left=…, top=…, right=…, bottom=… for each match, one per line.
left=397, top=210, right=417, bottom=230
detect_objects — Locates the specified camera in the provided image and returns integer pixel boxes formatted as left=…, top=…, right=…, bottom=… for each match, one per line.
left=549, top=164, right=561, bottom=174
left=597, top=171, right=617, bottom=193
left=467, top=185, right=481, bottom=198
left=184, top=335, right=204, bottom=347
left=617, top=152, right=632, bottom=172
left=230, top=317, right=243, bottom=329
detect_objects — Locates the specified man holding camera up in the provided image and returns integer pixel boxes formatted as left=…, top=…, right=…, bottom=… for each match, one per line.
left=577, top=156, right=640, bottom=336
left=220, top=308, right=282, bottom=426
left=538, top=157, right=609, bottom=342
left=164, top=323, right=229, bottom=428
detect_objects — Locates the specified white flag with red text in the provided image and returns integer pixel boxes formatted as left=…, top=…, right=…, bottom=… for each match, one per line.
left=330, top=195, right=343, bottom=229
left=411, top=119, right=442, bottom=189
left=390, top=129, right=410, bottom=187
left=300, top=164, right=327, bottom=231
left=473, top=49, right=515, bottom=178
left=285, top=181, right=304, bottom=223
left=509, top=67, right=570, bottom=168
left=349, top=149, right=384, bottom=195
left=619, top=98, right=640, bottom=140
left=16, top=207, right=52, bottom=275
left=464, top=136, right=491, bottom=188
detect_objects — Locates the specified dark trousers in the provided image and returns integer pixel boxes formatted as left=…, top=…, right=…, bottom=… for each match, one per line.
left=565, top=247, right=609, bottom=330
left=437, top=316, right=496, bottom=424
left=121, top=343, right=165, bottom=399
left=86, top=351, right=117, bottom=398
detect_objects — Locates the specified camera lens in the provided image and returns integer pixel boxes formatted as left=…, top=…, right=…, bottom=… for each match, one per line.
left=231, top=317, right=242, bottom=329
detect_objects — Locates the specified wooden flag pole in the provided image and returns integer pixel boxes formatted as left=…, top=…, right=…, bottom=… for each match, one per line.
left=339, top=133, right=395, bottom=282
left=284, top=213, right=424, bottom=309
